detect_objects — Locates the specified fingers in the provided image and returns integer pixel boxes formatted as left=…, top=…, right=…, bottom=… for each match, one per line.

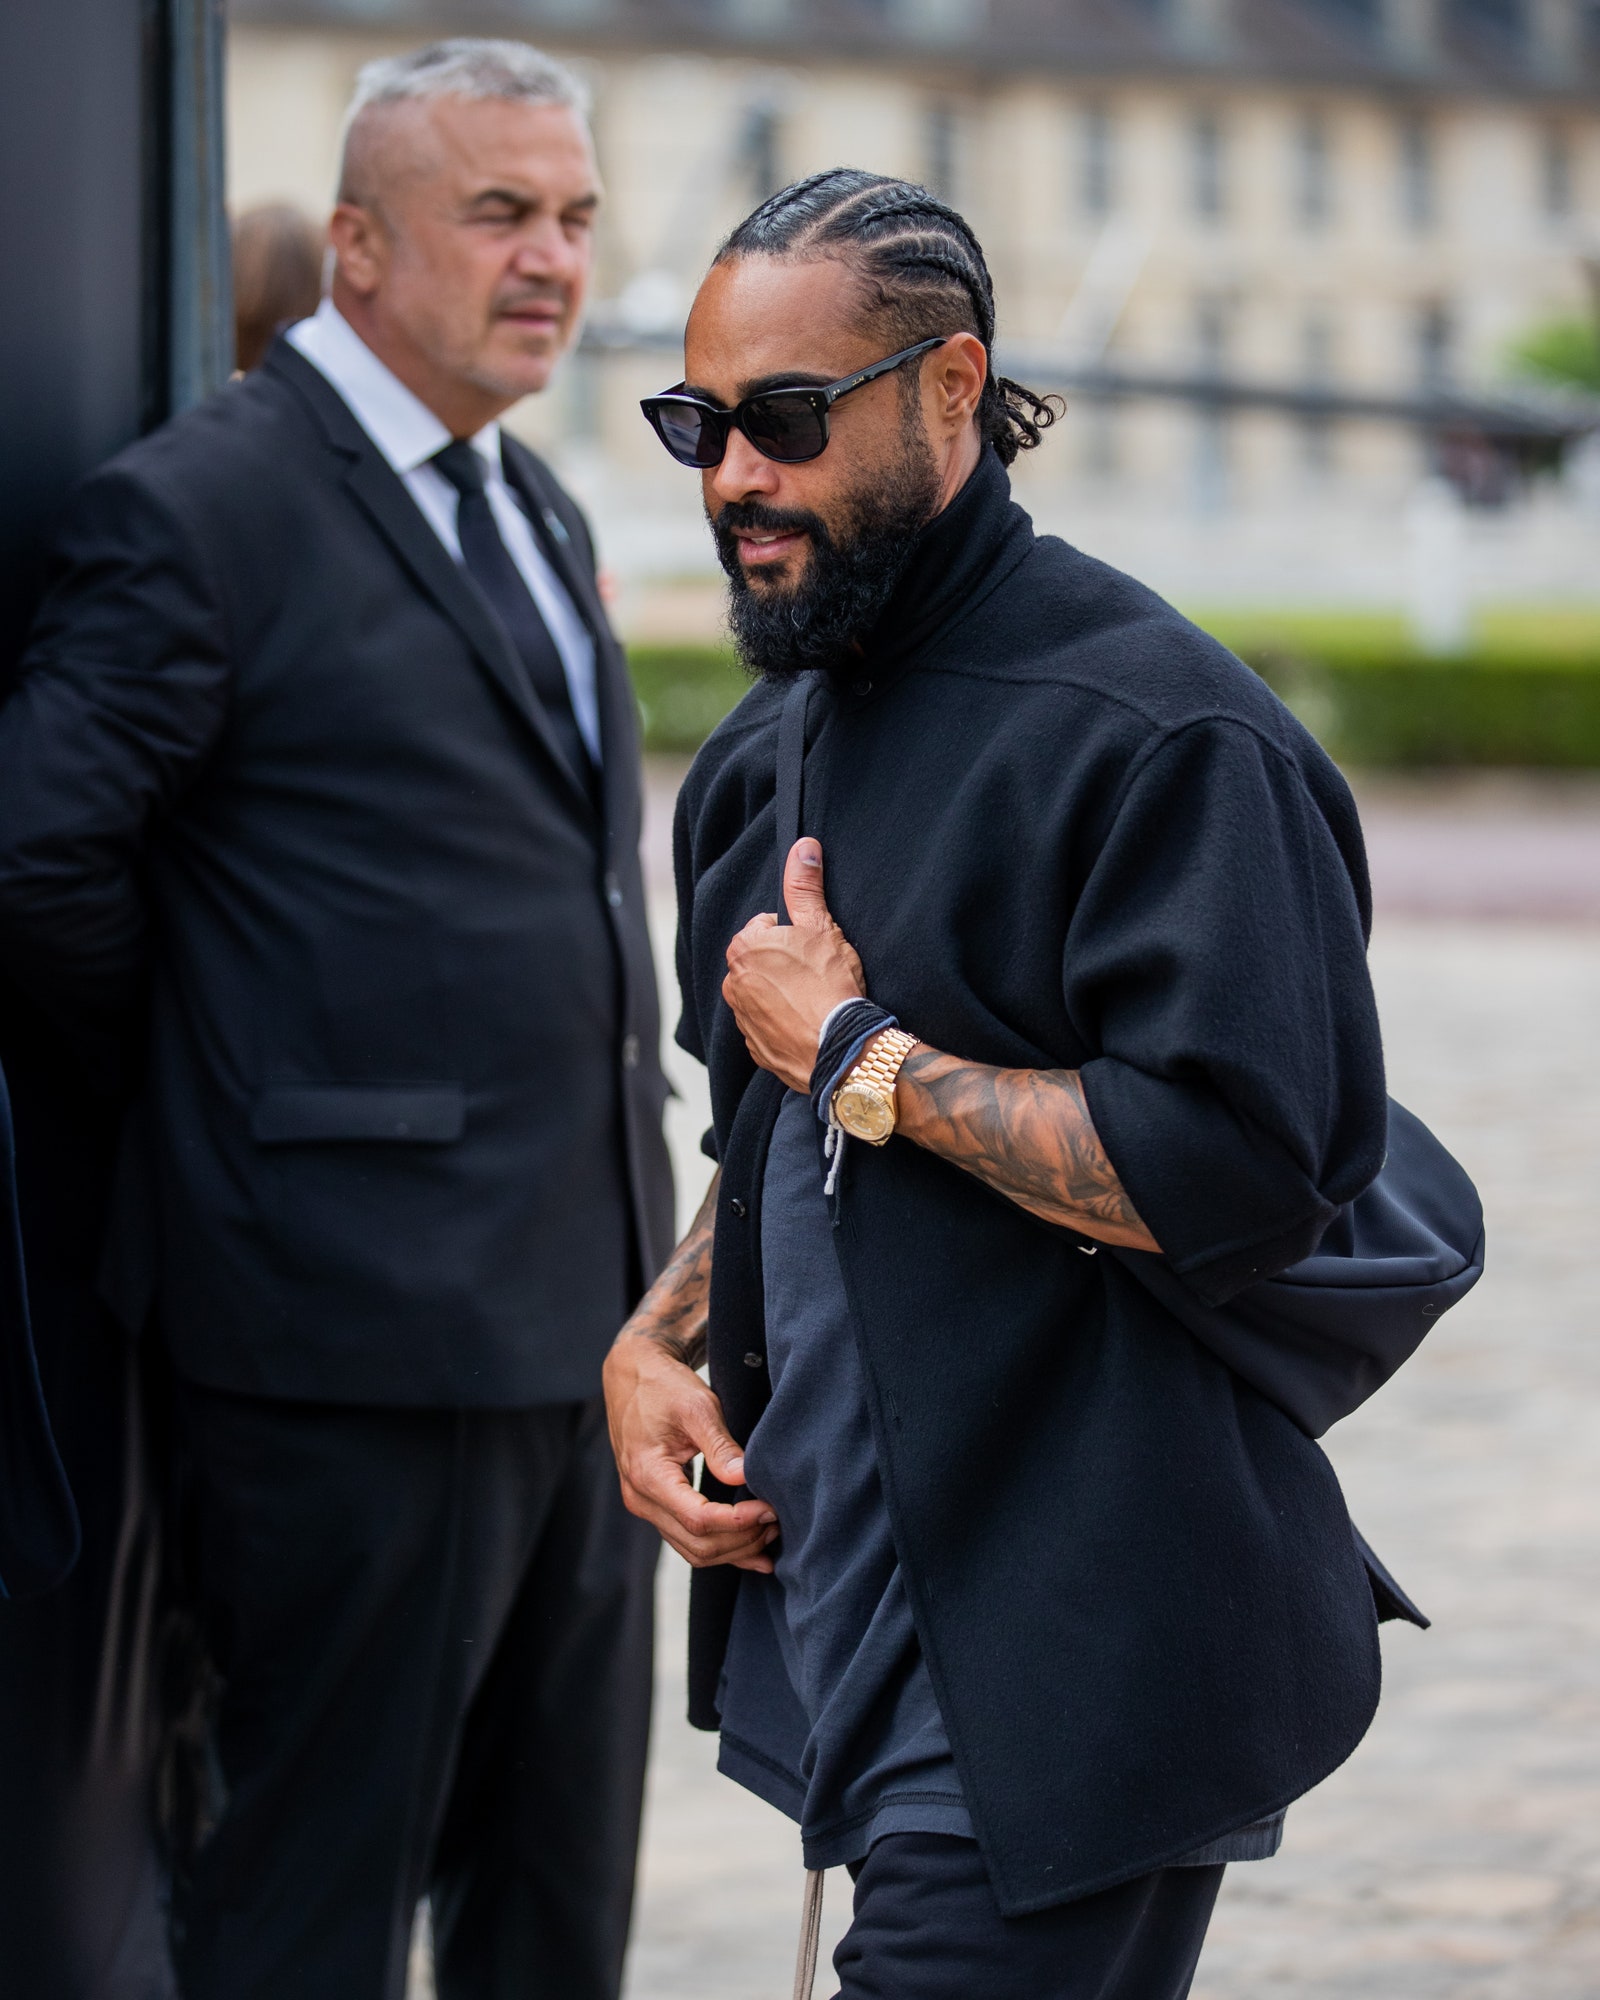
left=726, top=912, right=778, bottom=961
left=782, top=837, right=832, bottom=930
left=603, top=1336, right=779, bottom=1570
left=623, top=1468, right=779, bottom=1572
left=698, top=1417, right=748, bottom=1490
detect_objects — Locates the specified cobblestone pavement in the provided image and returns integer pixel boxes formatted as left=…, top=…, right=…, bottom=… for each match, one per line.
left=1351, top=775, right=1600, bottom=923
left=622, top=759, right=1600, bottom=1998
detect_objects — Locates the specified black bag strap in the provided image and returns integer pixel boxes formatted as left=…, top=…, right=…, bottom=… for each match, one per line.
left=774, top=673, right=817, bottom=927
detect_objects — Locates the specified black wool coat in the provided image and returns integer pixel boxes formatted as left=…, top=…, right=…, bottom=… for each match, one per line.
left=674, top=447, right=1406, bottom=1915
left=0, top=340, right=674, bottom=1407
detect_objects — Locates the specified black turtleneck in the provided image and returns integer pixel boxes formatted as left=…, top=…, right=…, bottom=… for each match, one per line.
left=672, top=444, right=1390, bottom=1915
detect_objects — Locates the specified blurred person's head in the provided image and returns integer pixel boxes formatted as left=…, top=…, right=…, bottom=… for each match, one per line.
left=658, top=170, right=1059, bottom=681
left=331, top=38, right=598, bottom=438
left=232, top=204, right=326, bottom=373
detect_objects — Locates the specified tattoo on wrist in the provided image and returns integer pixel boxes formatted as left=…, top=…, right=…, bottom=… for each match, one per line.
left=626, top=1178, right=716, bottom=1370
left=896, top=1047, right=1155, bottom=1249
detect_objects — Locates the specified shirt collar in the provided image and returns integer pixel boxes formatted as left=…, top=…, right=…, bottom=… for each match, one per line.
left=285, top=298, right=502, bottom=481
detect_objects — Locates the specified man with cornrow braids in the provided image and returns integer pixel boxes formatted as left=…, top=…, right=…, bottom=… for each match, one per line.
left=606, top=171, right=1404, bottom=1997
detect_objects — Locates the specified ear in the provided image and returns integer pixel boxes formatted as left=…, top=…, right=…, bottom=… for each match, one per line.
left=926, top=332, right=987, bottom=438
left=329, top=202, right=385, bottom=299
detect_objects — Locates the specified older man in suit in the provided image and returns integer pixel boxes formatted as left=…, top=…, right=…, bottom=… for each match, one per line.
left=0, top=38, right=672, bottom=2000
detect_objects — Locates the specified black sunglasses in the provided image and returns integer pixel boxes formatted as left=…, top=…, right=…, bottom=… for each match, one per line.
left=640, top=335, right=949, bottom=468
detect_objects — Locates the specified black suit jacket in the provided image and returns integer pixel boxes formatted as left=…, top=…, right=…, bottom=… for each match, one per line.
left=0, top=340, right=674, bottom=1407
left=0, top=1057, right=79, bottom=1596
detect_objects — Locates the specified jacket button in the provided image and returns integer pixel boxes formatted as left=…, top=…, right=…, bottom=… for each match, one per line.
left=604, top=871, right=623, bottom=909
left=729, top=1196, right=747, bottom=1218
left=743, top=1351, right=764, bottom=1369
left=852, top=677, right=872, bottom=696
left=621, top=1033, right=640, bottom=1069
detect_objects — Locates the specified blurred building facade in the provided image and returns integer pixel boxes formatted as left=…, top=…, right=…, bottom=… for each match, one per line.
left=227, top=0, right=1600, bottom=614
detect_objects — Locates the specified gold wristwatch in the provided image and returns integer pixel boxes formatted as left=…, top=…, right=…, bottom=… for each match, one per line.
left=831, top=1028, right=919, bottom=1145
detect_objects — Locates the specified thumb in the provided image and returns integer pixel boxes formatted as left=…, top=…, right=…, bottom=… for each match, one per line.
left=700, top=1421, right=748, bottom=1490
left=783, top=838, right=832, bottom=930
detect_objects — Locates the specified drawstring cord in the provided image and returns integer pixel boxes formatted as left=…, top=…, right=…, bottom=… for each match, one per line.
left=792, top=1867, right=825, bottom=2000
left=822, top=1113, right=847, bottom=1199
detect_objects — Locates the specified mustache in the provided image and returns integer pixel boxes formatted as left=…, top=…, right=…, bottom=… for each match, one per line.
left=493, top=282, right=569, bottom=314
left=711, top=500, right=828, bottom=542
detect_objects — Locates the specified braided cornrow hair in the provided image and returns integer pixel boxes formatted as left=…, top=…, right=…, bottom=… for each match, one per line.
left=716, top=168, right=1062, bottom=467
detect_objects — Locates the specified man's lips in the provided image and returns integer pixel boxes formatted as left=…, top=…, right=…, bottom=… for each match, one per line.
left=498, top=302, right=565, bottom=331
left=731, top=526, right=809, bottom=567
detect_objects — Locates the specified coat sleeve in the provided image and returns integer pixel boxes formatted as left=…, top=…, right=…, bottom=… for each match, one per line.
left=0, top=466, right=231, bottom=1034
left=1069, top=716, right=1387, bottom=1305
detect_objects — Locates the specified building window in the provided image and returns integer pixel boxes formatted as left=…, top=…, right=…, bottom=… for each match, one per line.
left=1300, top=309, right=1336, bottom=475
left=1417, top=301, right=1453, bottom=392
left=1294, top=111, right=1333, bottom=229
left=1190, top=111, right=1226, bottom=223
left=1195, top=406, right=1230, bottom=511
left=740, top=101, right=782, bottom=203
left=1541, top=129, right=1574, bottom=221
left=925, top=100, right=958, bottom=199
left=1303, top=307, right=1336, bottom=382
left=1081, top=104, right=1115, bottom=218
left=1194, top=296, right=1230, bottom=377
left=1398, top=116, right=1435, bottom=231
left=1081, top=399, right=1118, bottom=479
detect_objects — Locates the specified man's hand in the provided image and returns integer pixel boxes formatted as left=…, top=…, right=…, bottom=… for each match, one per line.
left=602, top=1174, right=780, bottom=1571
left=722, top=838, right=866, bottom=1092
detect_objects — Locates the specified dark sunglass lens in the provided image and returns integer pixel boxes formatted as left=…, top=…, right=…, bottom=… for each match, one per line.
left=741, top=396, right=827, bottom=465
left=652, top=403, right=724, bottom=468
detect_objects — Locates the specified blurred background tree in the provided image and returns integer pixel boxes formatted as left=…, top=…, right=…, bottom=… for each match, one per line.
left=1510, top=317, right=1600, bottom=394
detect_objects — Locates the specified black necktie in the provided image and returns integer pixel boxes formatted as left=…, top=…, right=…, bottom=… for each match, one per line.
left=431, top=439, right=596, bottom=799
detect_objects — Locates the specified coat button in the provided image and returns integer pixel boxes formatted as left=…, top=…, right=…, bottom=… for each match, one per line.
left=621, top=1033, right=640, bottom=1069
left=729, top=1196, right=747, bottom=1218
left=852, top=677, right=872, bottom=696
left=743, top=1351, right=764, bottom=1369
left=603, top=870, right=623, bottom=909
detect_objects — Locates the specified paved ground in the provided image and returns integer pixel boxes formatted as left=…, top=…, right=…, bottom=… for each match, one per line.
left=617, top=913, right=1600, bottom=2000
left=1352, top=774, right=1600, bottom=923
left=420, top=773, right=1600, bottom=1998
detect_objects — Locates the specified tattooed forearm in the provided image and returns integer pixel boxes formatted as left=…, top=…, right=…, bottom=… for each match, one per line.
left=617, top=1170, right=719, bottom=1369
left=893, top=1047, right=1159, bottom=1253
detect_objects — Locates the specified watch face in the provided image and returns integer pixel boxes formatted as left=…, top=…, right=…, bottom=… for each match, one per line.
left=835, top=1080, right=895, bottom=1144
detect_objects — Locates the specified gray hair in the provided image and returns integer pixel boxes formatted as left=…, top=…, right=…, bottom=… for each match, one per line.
left=338, top=39, right=590, bottom=201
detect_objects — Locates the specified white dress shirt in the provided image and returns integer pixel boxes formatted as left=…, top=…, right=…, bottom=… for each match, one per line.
left=287, top=299, right=601, bottom=762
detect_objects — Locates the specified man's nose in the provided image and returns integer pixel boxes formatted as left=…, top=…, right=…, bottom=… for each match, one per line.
left=710, top=429, right=780, bottom=503
left=510, top=220, right=579, bottom=283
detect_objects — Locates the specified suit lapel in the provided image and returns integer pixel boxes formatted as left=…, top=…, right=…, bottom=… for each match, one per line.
left=503, top=445, right=642, bottom=852
left=267, top=342, right=594, bottom=821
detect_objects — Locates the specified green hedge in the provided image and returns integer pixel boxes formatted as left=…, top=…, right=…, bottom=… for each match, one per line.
left=627, top=645, right=748, bottom=753
left=627, top=631, right=1600, bottom=766
left=1240, top=653, right=1600, bottom=767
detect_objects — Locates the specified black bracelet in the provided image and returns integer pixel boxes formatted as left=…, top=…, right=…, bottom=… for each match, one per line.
left=810, top=1000, right=899, bottom=1126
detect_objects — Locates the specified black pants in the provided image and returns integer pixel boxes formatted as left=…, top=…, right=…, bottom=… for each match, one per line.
left=170, top=1384, right=657, bottom=2000
left=832, top=1834, right=1224, bottom=2000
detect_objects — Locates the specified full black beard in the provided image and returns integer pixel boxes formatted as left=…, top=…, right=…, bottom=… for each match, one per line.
left=710, top=431, right=941, bottom=683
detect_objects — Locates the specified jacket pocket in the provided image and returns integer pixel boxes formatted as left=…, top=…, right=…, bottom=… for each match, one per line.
left=250, top=1083, right=465, bottom=1146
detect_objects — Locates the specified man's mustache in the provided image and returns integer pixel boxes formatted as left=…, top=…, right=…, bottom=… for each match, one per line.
left=493, top=283, right=569, bottom=316
left=710, top=500, right=828, bottom=542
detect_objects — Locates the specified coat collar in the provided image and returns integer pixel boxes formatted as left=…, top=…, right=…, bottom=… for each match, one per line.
left=264, top=337, right=597, bottom=826
left=855, top=446, right=1037, bottom=692
left=283, top=298, right=501, bottom=483
left=500, top=437, right=642, bottom=852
